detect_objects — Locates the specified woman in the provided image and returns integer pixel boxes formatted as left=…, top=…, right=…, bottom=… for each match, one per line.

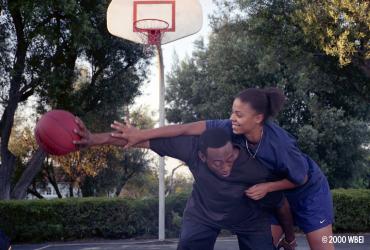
left=111, top=87, right=334, bottom=250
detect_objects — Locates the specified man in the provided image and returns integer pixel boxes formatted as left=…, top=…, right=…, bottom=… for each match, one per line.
left=73, top=119, right=295, bottom=250
left=0, top=229, right=11, bottom=250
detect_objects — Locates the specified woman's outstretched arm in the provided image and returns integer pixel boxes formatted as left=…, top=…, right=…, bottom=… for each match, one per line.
left=110, top=120, right=206, bottom=148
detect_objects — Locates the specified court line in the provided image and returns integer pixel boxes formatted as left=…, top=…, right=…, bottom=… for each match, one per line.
left=32, top=240, right=178, bottom=249
left=30, top=237, right=237, bottom=249
left=34, top=246, right=50, bottom=250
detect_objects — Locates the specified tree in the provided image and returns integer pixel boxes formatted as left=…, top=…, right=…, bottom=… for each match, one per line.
left=53, top=147, right=111, bottom=197
left=119, top=169, right=159, bottom=198
left=81, top=106, right=156, bottom=197
left=165, top=0, right=370, bottom=188
left=41, top=157, right=63, bottom=198
left=8, top=113, right=56, bottom=199
left=166, top=163, right=192, bottom=196
left=295, top=0, right=370, bottom=88
left=0, top=0, right=150, bottom=199
left=119, top=164, right=193, bottom=198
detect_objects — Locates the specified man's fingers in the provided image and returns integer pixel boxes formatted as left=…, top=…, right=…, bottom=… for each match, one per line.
left=113, top=120, right=125, bottom=126
left=113, top=120, right=131, bottom=128
left=73, top=139, right=88, bottom=145
left=73, top=128, right=86, bottom=137
left=125, top=118, right=132, bottom=128
left=111, top=123, right=126, bottom=131
left=246, top=185, right=257, bottom=192
left=249, top=192, right=262, bottom=197
left=247, top=194, right=258, bottom=200
left=245, top=191, right=253, bottom=196
left=248, top=194, right=260, bottom=200
left=75, top=117, right=86, bottom=130
left=111, top=132, right=125, bottom=138
left=245, top=189, right=256, bottom=195
left=245, top=190, right=261, bottom=199
left=123, top=142, right=134, bottom=150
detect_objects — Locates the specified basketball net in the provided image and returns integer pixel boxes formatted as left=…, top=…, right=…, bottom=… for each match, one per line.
left=134, top=19, right=169, bottom=55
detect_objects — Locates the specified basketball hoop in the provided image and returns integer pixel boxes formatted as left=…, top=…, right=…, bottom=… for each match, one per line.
left=107, top=0, right=203, bottom=45
left=134, top=18, right=170, bottom=50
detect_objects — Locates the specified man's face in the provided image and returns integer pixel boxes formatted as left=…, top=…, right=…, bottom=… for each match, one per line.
left=199, top=142, right=238, bottom=178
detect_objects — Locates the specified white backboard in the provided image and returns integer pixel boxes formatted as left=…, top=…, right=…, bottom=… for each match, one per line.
left=107, top=0, right=203, bottom=44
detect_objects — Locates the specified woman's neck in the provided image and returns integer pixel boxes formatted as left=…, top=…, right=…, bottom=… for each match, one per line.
left=245, top=126, right=263, bottom=144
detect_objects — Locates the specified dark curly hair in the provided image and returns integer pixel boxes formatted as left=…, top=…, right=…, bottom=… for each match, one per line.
left=235, top=87, right=285, bottom=121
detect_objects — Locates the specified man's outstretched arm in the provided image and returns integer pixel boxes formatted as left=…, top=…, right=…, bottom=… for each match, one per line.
left=72, top=117, right=194, bottom=164
left=72, top=117, right=149, bottom=149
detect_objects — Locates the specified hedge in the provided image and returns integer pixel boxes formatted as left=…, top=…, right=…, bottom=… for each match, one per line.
left=0, top=193, right=188, bottom=242
left=332, top=189, right=370, bottom=232
left=0, top=189, right=369, bottom=242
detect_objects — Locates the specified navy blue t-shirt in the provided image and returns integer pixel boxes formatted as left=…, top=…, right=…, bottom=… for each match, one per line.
left=206, top=119, right=326, bottom=198
left=0, top=229, right=10, bottom=250
left=150, top=136, right=283, bottom=232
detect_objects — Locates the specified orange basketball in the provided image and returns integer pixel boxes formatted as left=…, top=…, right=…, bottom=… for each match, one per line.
left=35, top=110, right=80, bottom=156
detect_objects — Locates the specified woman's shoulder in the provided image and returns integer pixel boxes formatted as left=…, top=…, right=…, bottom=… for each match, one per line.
left=263, top=121, right=309, bottom=177
left=206, top=119, right=231, bottom=128
left=264, top=120, right=297, bottom=148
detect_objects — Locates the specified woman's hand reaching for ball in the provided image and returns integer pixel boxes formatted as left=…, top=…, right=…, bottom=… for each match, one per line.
left=110, top=120, right=144, bottom=149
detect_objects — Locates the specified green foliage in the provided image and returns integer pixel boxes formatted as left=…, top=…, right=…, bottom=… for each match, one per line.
left=165, top=0, right=370, bottom=188
left=0, top=193, right=188, bottom=242
left=293, top=0, right=370, bottom=101
left=167, top=174, right=194, bottom=195
left=119, top=170, right=159, bottom=198
left=81, top=148, right=151, bottom=197
left=1, top=0, right=149, bottom=113
left=332, top=189, right=370, bottom=232
left=130, top=106, right=156, bottom=129
left=297, top=109, right=370, bottom=188
left=8, top=122, right=49, bottom=195
left=80, top=108, right=156, bottom=197
left=0, top=190, right=369, bottom=242
left=295, top=0, right=370, bottom=70
left=0, top=0, right=151, bottom=199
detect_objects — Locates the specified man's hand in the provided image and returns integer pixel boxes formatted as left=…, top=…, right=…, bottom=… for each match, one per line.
left=72, top=117, right=95, bottom=149
left=110, top=120, right=144, bottom=149
left=277, top=237, right=297, bottom=250
left=245, top=182, right=272, bottom=200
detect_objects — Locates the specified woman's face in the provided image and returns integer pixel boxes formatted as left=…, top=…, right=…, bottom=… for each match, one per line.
left=230, top=98, right=264, bottom=135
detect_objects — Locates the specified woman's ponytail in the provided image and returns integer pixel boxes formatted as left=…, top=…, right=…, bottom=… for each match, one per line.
left=235, top=87, right=286, bottom=121
left=263, top=87, right=285, bottom=118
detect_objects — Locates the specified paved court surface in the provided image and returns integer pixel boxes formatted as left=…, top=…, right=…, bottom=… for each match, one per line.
left=13, top=234, right=370, bottom=250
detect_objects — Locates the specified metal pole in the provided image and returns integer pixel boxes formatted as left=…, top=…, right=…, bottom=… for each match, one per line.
left=156, top=44, right=165, bottom=241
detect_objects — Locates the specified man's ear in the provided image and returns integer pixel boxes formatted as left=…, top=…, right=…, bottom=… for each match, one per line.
left=198, top=151, right=207, bottom=162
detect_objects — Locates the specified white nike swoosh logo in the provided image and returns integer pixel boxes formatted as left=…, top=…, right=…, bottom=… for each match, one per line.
left=320, top=219, right=326, bottom=224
